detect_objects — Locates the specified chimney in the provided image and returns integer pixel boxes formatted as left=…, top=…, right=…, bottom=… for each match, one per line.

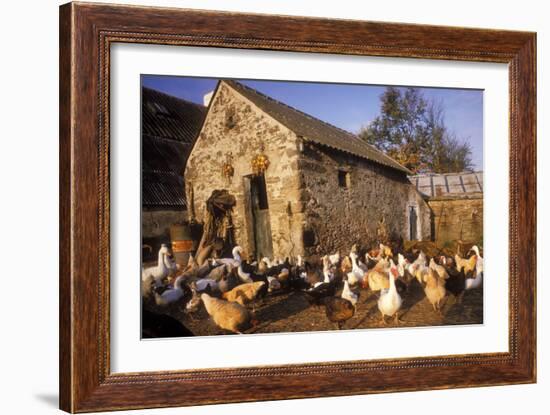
left=203, top=91, right=214, bottom=107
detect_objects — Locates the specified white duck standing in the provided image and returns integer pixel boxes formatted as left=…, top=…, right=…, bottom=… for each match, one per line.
left=377, top=262, right=403, bottom=324
left=142, top=244, right=171, bottom=287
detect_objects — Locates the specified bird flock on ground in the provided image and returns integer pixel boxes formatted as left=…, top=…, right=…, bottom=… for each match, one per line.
left=141, top=242, right=483, bottom=336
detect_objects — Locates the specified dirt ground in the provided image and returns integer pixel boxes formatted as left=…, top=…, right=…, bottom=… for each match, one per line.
left=148, top=279, right=483, bottom=337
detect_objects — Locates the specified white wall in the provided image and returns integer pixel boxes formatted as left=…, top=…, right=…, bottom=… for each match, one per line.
left=0, top=0, right=546, bottom=414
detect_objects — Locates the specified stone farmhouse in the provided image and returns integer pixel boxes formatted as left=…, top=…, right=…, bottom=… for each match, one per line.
left=184, top=80, right=431, bottom=259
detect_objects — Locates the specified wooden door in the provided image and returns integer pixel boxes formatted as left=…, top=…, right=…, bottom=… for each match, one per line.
left=249, top=174, right=273, bottom=259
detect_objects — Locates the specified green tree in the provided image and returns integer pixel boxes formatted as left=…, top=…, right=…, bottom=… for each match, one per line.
left=358, top=87, right=473, bottom=174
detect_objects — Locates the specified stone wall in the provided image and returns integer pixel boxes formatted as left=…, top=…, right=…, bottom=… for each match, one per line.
left=298, top=143, right=431, bottom=255
left=141, top=208, right=188, bottom=262
left=142, top=208, right=188, bottom=239
left=428, top=196, right=483, bottom=245
left=185, top=82, right=305, bottom=259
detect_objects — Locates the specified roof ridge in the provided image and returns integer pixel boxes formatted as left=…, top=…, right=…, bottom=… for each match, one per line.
left=224, top=80, right=363, bottom=140
left=222, top=79, right=411, bottom=174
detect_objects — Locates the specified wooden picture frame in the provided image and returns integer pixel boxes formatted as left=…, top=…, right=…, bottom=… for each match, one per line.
left=59, top=2, right=536, bottom=412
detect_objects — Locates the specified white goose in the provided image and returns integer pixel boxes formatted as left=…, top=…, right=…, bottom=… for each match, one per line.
left=142, top=244, right=171, bottom=287
left=377, top=262, right=403, bottom=324
left=214, top=246, right=244, bottom=267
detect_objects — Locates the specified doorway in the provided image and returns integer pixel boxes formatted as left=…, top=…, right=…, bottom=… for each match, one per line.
left=245, top=174, right=273, bottom=259
left=409, top=205, right=418, bottom=241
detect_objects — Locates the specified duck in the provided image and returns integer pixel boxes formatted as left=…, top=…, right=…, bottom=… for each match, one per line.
left=206, top=263, right=230, bottom=281
left=214, top=246, right=243, bottom=268
left=218, top=269, right=240, bottom=293
left=153, top=275, right=191, bottom=307
left=341, top=279, right=358, bottom=307
left=377, top=261, right=402, bottom=324
left=142, top=244, right=172, bottom=287
left=236, top=263, right=254, bottom=283
left=303, top=279, right=338, bottom=306
left=164, top=252, right=178, bottom=277
left=195, top=278, right=219, bottom=293
left=348, top=252, right=367, bottom=287
left=267, top=276, right=282, bottom=292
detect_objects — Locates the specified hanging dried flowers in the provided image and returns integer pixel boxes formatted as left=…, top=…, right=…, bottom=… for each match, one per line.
left=222, top=152, right=234, bottom=182
left=251, top=153, right=270, bottom=176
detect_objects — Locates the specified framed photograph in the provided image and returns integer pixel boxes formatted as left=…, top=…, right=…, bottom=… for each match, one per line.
left=59, top=2, right=536, bottom=412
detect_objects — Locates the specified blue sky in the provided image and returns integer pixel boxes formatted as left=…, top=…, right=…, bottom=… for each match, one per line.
left=142, top=75, right=483, bottom=170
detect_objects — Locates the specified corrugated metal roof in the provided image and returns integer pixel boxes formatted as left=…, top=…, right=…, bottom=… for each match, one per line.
left=142, top=87, right=206, bottom=143
left=223, top=80, right=412, bottom=175
left=142, top=87, right=206, bottom=208
left=409, top=171, right=483, bottom=199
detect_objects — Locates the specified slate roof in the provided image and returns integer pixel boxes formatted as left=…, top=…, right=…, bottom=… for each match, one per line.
left=142, top=87, right=206, bottom=208
left=223, top=80, right=412, bottom=175
left=409, top=171, right=483, bottom=199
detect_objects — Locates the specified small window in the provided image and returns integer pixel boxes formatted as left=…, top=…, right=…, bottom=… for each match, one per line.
left=338, top=170, right=350, bottom=188
left=303, top=229, right=316, bottom=247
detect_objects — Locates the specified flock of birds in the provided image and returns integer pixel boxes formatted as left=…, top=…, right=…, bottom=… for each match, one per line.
left=141, top=242, right=483, bottom=337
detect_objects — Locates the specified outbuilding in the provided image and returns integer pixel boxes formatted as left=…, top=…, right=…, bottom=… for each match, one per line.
left=409, top=171, right=483, bottom=245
